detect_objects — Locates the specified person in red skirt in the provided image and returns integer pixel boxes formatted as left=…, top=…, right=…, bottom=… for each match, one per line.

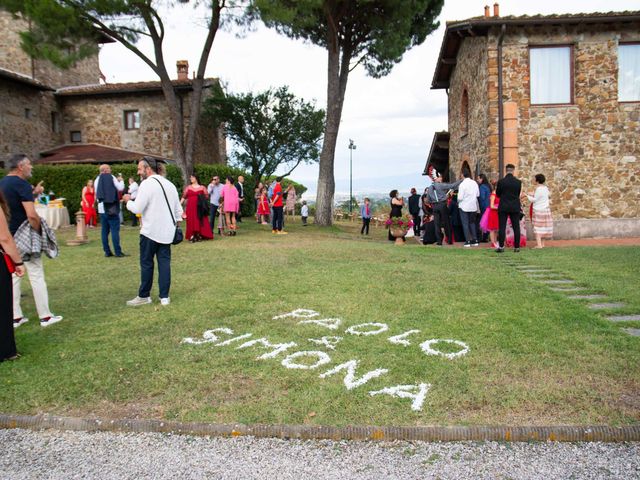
left=181, top=175, right=213, bottom=242
left=257, top=187, right=270, bottom=225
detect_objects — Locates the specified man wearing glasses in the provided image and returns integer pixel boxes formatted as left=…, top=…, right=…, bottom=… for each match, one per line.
left=207, top=176, right=223, bottom=234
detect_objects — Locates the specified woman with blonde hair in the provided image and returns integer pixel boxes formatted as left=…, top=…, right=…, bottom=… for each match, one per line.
left=0, top=191, right=26, bottom=361
left=81, top=179, right=97, bottom=227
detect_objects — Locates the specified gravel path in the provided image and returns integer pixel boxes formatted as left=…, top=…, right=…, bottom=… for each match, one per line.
left=1, top=428, right=639, bottom=479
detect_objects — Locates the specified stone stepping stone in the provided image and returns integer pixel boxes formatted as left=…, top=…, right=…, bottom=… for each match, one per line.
left=588, top=303, right=625, bottom=310
left=606, top=315, right=640, bottom=322
left=567, top=294, right=608, bottom=300
left=622, top=328, right=640, bottom=337
left=525, top=273, right=560, bottom=278
left=520, top=269, right=553, bottom=273
left=550, top=287, right=586, bottom=292
left=541, top=279, right=575, bottom=284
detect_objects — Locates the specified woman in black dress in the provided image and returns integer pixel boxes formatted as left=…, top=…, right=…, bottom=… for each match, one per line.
left=0, top=191, right=26, bottom=362
left=388, top=189, right=405, bottom=242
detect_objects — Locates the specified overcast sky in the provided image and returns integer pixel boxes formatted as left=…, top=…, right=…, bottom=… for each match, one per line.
left=100, top=0, right=635, bottom=197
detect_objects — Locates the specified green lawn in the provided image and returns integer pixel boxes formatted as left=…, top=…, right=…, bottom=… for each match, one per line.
left=1, top=219, right=639, bottom=427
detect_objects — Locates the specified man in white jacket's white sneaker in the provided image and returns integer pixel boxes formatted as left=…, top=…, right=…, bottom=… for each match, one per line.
left=457, top=171, right=480, bottom=247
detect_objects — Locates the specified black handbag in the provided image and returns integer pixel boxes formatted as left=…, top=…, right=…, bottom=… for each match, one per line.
left=153, top=178, right=183, bottom=245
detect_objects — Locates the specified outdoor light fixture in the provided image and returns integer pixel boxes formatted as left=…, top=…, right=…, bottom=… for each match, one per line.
left=348, top=139, right=356, bottom=214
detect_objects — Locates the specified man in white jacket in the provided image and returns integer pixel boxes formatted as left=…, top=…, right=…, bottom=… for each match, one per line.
left=123, top=157, right=183, bottom=306
left=457, top=170, right=480, bottom=247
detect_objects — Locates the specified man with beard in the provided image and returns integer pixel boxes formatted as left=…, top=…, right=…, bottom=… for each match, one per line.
left=123, top=157, right=182, bottom=307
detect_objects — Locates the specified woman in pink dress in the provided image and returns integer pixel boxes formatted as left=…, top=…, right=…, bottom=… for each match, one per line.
left=220, top=176, right=239, bottom=236
left=81, top=179, right=97, bottom=227
left=181, top=175, right=213, bottom=242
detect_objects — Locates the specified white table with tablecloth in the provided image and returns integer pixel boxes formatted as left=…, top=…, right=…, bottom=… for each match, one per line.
left=35, top=204, right=71, bottom=230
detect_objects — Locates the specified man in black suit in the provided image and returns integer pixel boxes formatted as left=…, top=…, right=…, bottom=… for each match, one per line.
left=234, top=175, right=245, bottom=222
left=407, top=187, right=421, bottom=236
left=495, top=163, right=522, bottom=252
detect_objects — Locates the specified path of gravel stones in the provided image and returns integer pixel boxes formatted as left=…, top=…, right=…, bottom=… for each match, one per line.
left=1, top=429, right=639, bottom=480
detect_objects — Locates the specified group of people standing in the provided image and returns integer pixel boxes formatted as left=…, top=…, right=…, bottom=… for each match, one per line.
left=386, top=164, right=553, bottom=250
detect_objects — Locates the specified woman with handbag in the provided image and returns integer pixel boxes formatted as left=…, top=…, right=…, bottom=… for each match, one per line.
left=0, top=191, right=26, bottom=361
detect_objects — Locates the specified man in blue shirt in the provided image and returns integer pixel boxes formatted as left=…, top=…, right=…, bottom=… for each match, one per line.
left=0, top=154, right=63, bottom=328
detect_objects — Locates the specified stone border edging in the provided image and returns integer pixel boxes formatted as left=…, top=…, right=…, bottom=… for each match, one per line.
left=1, top=414, right=639, bottom=443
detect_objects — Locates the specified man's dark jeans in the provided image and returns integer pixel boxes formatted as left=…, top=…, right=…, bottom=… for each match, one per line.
left=361, top=217, right=371, bottom=235
left=138, top=235, right=171, bottom=299
left=100, top=213, right=122, bottom=256
left=272, top=206, right=284, bottom=231
left=459, top=210, right=478, bottom=243
left=209, top=204, right=219, bottom=232
left=432, top=203, right=452, bottom=244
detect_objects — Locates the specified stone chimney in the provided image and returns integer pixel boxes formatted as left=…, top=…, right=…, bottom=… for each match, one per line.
left=177, top=60, right=189, bottom=81
left=493, top=3, right=500, bottom=17
left=484, top=5, right=490, bottom=18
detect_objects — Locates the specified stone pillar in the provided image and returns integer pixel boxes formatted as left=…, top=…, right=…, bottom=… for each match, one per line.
left=67, top=211, right=89, bottom=245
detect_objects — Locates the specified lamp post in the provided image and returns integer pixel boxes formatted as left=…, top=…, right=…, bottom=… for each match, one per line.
left=348, top=139, right=356, bottom=214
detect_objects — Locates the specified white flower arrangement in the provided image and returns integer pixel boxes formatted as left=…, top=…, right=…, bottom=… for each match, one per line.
left=420, top=339, right=469, bottom=359
left=281, top=351, right=332, bottom=370
left=319, top=360, right=388, bottom=390
left=345, top=323, right=389, bottom=336
left=308, top=336, right=343, bottom=350
left=388, top=330, right=421, bottom=347
left=369, top=383, right=431, bottom=412
left=273, top=309, right=319, bottom=320
left=298, top=318, right=342, bottom=330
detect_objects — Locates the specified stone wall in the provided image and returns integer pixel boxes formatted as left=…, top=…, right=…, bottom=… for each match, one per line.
left=33, top=55, right=100, bottom=89
left=0, top=10, right=100, bottom=88
left=0, top=11, right=33, bottom=77
left=61, top=89, right=226, bottom=164
left=448, top=37, right=489, bottom=180
left=0, top=80, right=62, bottom=161
left=496, top=24, right=640, bottom=219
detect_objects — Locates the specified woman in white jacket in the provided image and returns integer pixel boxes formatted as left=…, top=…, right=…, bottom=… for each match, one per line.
left=524, top=174, right=553, bottom=249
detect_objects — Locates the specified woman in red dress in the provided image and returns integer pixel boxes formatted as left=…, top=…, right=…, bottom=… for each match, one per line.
left=181, top=175, right=213, bottom=242
left=257, top=187, right=270, bottom=224
left=81, top=179, right=97, bottom=227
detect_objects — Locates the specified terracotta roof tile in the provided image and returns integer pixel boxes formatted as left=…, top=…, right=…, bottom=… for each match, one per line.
left=55, top=78, right=218, bottom=96
left=38, top=143, right=172, bottom=165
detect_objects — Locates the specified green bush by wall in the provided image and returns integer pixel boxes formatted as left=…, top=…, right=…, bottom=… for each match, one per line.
left=0, top=164, right=307, bottom=222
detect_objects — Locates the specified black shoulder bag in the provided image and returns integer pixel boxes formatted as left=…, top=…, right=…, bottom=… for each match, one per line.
left=153, top=178, right=183, bottom=245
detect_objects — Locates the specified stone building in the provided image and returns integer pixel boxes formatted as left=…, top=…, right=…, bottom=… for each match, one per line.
left=426, top=5, right=640, bottom=238
left=0, top=9, right=225, bottom=168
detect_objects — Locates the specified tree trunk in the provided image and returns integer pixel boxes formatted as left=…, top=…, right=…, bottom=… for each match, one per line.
left=315, top=39, right=351, bottom=226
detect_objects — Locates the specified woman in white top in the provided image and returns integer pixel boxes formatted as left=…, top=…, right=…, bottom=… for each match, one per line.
left=524, top=173, right=553, bottom=249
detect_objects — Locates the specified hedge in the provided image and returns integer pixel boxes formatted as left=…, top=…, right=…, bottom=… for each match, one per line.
left=0, top=164, right=307, bottom=222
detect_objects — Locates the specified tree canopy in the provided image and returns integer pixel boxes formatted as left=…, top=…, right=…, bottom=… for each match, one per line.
left=251, top=0, right=444, bottom=225
left=204, top=85, right=325, bottom=183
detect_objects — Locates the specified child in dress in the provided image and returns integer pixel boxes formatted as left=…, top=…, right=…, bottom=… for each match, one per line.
left=257, top=187, right=270, bottom=225
left=301, top=200, right=309, bottom=226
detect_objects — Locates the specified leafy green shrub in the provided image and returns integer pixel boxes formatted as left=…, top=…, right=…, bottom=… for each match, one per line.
left=1, top=164, right=307, bottom=221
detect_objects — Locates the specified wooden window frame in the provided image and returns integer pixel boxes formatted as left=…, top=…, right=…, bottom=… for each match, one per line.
left=618, top=42, right=640, bottom=104
left=70, top=130, right=82, bottom=143
left=124, top=110, right=140, bottom=130
left=529, top=44, right=575, bottom=107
